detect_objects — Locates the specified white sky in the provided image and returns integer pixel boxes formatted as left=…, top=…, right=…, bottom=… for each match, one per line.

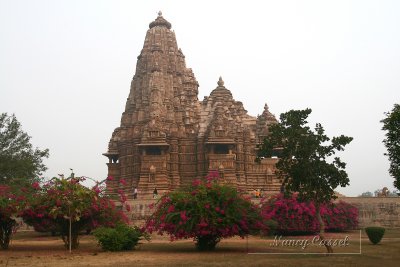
left=1, top=0, right=399, bottom=196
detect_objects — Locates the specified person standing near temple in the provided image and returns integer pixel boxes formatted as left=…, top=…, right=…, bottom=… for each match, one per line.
left=133, top=187, right=138, bottom=199
left=153, top=187, right=158, bottom=199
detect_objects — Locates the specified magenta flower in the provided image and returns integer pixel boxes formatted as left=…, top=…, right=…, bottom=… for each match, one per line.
left=192, top=179, right=201, bottom=187
left=125, top=203, right=131, bottom=212
left=261, top=193, right=358, bottom=233
left=167, top=205, right=175, bottom=213
left=32, top=182, right=40, bottom=190
left=180, top=211, right=188, bottom=221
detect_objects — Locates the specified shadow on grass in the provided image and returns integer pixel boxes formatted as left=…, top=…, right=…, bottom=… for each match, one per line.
left=138, top=240, right=249, bottom=254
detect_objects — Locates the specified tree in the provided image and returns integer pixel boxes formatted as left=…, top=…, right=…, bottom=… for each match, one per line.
left=145, top=172, right=266, bottom=251
left=257, top=108, right=353, bottom=253
left=21, top=174, right=129, bottom=250
left=389, top=190, right=399, bottom=197
left=0, top=185, right=20, bottom=249
left=381, top=104, right=400, bottom=190
left=373, top=188, right=398, bottom=197
left=0, top=182, right=37, bottom=250
left=0, top=113, right=49, bottom=185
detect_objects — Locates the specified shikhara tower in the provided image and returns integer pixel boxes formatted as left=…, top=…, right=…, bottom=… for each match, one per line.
left=104, top=12, right=280, bottom=198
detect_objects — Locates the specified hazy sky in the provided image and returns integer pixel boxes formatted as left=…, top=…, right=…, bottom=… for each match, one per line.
left=1, top=0, right=399, bottom=196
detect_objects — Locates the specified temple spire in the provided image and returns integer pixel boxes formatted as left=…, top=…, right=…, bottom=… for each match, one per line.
left=104, top=13, right=281, bottom=200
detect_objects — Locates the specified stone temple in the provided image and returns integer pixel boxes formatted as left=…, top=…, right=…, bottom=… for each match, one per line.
left=103, top=12, right=281, bottom=198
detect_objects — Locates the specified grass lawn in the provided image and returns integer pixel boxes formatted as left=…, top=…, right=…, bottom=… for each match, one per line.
left=0, top=229, right=399, bottom=266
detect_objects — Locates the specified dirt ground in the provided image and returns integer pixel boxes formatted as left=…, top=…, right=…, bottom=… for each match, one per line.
left=1, top=230, right=400, bottom=266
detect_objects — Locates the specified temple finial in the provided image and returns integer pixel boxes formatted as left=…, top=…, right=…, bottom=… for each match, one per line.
left=217, top=76, right=224, bottom=87
left=149, top=11, right=171, bottom=29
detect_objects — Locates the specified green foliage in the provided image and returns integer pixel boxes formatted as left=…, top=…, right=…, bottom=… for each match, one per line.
left=0, top=113, right=49, bottom=185
left=263, top=219, right=278, bottom=236
left=381, top=104, right=400, bottom=190
left=257, top=109, right=352, bottom=253
left=365, top=226, right=385, bottom=245
left=93, top=224, right=149, bottom=251
left=257, top=108, right=353, bottom=205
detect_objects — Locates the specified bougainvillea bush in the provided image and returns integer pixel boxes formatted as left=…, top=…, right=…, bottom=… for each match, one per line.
left=261, top=193, right=358, bottom=234
left=0, top=185, right=21, bottom=249
left=21, top=176, right=129, bottom=249
left=0, top=182, right=39, bottom=249
left=145, top=172, right=266, bottom=251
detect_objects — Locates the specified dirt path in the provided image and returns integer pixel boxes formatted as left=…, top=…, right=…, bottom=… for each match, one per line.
left=1, top=231, right=400, bottom=266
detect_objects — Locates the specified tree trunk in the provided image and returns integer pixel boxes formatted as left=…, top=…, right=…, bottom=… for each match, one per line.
left=0, top=218, right=16, bottom=250
left=315, top=204, right=333, bottom=254
left=61, top=230, right=80, bottom=249
left=195, top=235, right=220, bottom=251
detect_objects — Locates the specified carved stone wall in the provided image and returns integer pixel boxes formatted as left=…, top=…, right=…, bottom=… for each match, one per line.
left=125, top=197, right=400, bottom=228
left=104, top=13, right=281, bottom=198
left=336, top=197, right=400, bottom=228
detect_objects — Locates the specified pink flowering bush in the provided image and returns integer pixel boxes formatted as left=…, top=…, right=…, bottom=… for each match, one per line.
left=0, top=182, right=41, bottom=249
left=261, top=194, right=358, bottom=234
left=21, top=175, right=129, bottom=249
left=145, top=172, right=266, bottom=251
left=0, top=185, right=24, bottom=249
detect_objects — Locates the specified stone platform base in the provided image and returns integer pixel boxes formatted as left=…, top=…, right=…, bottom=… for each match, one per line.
left=122, top=196, right=400, bottom=228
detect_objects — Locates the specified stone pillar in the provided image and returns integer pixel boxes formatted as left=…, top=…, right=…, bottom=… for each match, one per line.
left=169, top=137, right=180, bottom=189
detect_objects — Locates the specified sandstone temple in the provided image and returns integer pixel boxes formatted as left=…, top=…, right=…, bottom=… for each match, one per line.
left=104, top=12, right=282, bottom=198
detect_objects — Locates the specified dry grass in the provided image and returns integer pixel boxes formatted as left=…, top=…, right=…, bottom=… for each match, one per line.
left=1, top=229, right=399, bottom=266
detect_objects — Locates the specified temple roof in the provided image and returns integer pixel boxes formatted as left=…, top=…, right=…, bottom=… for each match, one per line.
left=149, top=11, right=172, bottom=29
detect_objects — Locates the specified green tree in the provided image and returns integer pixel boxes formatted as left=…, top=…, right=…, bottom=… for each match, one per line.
left=0, top=113, right=49, bottom=185
left=257, top=108, right=353, bottom=253
left=381, top=104, right=400, bottom=190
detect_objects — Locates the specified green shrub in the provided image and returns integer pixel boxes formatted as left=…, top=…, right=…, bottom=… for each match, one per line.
left=264, top=220, right=278, bottom=236
left=365, top=227, right=385, bottom=245
left=93, top=224, right=149, bottom=251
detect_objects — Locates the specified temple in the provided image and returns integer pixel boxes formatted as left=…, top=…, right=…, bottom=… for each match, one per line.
left=104, top=12, right=281, bottom=198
